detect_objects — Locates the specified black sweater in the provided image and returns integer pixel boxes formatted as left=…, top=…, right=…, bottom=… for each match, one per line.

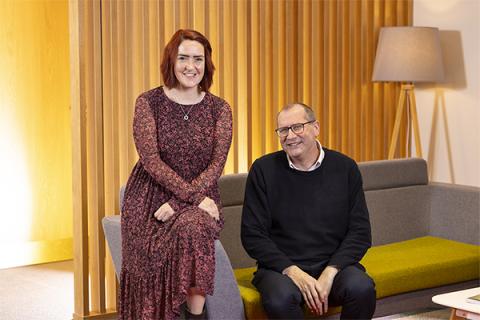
left=241, top=148, right=371, bottom=273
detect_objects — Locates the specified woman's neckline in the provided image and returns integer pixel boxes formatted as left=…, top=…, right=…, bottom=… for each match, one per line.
left=161, top=86, right=207, bottom=106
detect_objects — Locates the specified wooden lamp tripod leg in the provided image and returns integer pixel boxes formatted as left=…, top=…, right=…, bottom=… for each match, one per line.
left=408, top=87, right=423, bottom=158
left=388, top=85, right=408, bottom=159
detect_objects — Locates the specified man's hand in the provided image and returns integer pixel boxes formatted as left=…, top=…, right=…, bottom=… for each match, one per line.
left=198, top=197, right=219, bottom=221
left=153, top=202, right=175, bottom=222
left=283, top=265, right=324, bottom=315
left=315, top=266, right=339, bottom=314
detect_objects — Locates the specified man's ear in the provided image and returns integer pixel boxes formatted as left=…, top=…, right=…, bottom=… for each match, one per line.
left=313, top=120, right=320, bottom=136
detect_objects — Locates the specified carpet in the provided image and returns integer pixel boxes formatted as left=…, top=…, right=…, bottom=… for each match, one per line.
left=0, top=260, right=74, bottom=320
left=375, top=308, right=451, bottom=320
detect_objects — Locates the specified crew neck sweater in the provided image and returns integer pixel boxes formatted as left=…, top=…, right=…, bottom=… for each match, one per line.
left=241, top=148, right=371, bottom=273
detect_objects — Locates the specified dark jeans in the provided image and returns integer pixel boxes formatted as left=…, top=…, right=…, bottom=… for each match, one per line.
left=252, top=264, right=376, bottom=320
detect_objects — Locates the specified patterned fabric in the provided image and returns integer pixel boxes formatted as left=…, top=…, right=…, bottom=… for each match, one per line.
left=119, top=86, right=232, bottom=319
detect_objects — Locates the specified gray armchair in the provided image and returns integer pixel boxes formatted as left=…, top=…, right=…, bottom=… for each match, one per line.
left=102, top=187, right=245, bottom=319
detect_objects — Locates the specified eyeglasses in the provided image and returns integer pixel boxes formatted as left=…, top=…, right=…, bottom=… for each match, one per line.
left=275, top=120, right=316, bottom=138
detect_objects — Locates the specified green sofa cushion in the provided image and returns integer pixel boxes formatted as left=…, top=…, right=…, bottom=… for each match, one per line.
left=362, top=236, right=480, bottom=298
left=234, top=236, right=480, bottom=319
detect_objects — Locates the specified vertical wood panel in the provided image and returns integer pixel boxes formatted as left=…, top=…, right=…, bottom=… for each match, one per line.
left=312, top=1, right=325, bottom=141
left=365, top=0, right=375, bottom=160
left=220, top=0, right=235, bottom=173
left=351, top=0, right=362, bottom=160
left=147, top=1, right=159, bottom=87
left=71, top=1, right=413, bottom=317
left=373, top=0, right=384, bottom=160
left=177, top=0, right=188, bottom=28
left=327, top=0, right=337, bottom=148
left=84, top=0, right=105, bottom=313
left=70, top=0, right=89, bottom=316
left=101, top=0, right=117, bottom=310
left=285, top=0, right=298, bottom=103
left=299, top=0, right=312, bottom=105
left=384, top=0, right=395, bottom=159
left=340, top=0, right=350, bottom=153
left=116, top=1, right=129, bottom=185
left=261, top=0, right=273, bottom=154
left=192, top=0, right=205, bottom=33
left=272, top=0, right=286, bottom=151
left=248, top=0, right=261, bottom=165
left=206, top=0, right=219, bottom=95
left=235, top=0, right=248, bottom=173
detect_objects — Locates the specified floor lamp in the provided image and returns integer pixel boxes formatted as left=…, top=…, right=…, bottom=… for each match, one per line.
left=372, top=27, right=444, bottom=159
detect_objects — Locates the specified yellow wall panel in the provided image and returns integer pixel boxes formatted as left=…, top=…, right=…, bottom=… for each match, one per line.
left=0, top=0, right=72, bottom=268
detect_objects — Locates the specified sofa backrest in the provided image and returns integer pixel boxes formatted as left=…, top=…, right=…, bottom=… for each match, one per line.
left=361, top=159, right=430, bottom=246
left=218, top=158, right=431, bottom=269
left=218, top=173, right=253, bottom=268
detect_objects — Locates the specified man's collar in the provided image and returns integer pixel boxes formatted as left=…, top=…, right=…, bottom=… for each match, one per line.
left=287, top=140, right=325, bottom=172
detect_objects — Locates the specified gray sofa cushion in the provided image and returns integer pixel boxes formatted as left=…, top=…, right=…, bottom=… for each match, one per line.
left=359, top=158, right=428, bottom=191
left=366, top=186, right=430, bottom=246
left=219, top=173, right=248, bottom=206
left=103, top=215, right=122, bottom=279
left=429, top=182, right=480, bottom=245
left=220, top=205, right=255, bottom=268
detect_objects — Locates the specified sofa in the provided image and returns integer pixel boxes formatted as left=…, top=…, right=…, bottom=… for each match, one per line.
left=218, top=158, right=480, bottom=318
left=104, top=158, right=479, bottom=319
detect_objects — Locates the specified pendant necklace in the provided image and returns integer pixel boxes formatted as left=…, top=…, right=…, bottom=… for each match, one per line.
left=179, top=104, right=195, bottom=121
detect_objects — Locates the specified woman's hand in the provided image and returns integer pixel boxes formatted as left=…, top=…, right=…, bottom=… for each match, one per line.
left=154, top=202, right=175, bottom=222
left=198, top=197, right=219, bottom=221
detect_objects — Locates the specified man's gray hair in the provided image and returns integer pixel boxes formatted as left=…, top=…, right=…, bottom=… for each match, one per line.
left=278, top=102, right=316, bottom=122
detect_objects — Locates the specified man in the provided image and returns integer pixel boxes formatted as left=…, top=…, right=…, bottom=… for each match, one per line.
left=241, top=103, right=376, bottom=319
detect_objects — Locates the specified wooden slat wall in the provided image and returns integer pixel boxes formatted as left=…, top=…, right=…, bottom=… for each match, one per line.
left=70, top=0, right=412, bottom=318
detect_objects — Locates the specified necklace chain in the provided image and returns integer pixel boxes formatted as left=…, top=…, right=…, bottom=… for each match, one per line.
left=178, top=103, right=195, bottom=121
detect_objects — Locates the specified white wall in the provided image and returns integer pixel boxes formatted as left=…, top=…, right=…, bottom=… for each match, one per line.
left=414, top=0, right=479, bottom=187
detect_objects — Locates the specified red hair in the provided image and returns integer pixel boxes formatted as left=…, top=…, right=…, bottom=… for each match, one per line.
left=161, top=29, right=215, bottom=91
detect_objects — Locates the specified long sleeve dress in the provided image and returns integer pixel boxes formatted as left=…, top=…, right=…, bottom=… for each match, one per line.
left=119, top=86, right=232, bottom=319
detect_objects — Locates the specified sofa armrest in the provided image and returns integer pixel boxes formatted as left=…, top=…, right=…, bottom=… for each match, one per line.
left=102, top=215, right=122, bottom=280
left=207, top=240, right=245, bottom=320
left=102, top=216, right=246, bottom=319
left=428, top=182, right=480, bottom=245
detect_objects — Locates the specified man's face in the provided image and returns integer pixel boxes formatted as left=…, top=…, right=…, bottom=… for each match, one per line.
left=277, top=105, right=319, bottom=160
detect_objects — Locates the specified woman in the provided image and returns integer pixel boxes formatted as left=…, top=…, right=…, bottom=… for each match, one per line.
left=120, top=29, right=232, bottom=319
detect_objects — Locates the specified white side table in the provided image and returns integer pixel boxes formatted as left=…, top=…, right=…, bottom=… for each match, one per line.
left=432, top=287, right=480, bottom=320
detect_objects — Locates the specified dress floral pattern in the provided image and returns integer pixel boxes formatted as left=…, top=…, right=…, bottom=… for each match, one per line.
left=119, top=86, right=232, bottom=319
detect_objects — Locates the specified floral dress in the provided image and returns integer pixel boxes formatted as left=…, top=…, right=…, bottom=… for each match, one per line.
left=119, top=86, right=232, bottom=319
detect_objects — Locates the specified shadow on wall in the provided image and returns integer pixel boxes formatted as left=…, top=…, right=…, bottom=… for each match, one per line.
left=417, top=30, right=466, bottom=184
left=439, top=30, right=467, bottom=89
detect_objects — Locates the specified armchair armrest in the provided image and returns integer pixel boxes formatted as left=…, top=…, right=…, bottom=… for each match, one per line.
left=428, top=182, right=480, bottom=245
left=102, top=215, right=122, bottom=280
left=207, top=240, right=245, bottom=320
left=102, top=215, right=245, bottom=319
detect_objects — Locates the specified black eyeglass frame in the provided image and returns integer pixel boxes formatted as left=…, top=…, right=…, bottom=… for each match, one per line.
left=275, top=120, right=316, bottom=138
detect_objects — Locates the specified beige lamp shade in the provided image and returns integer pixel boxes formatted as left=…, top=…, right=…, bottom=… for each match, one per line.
left=372, top=27, right=444, bottom=82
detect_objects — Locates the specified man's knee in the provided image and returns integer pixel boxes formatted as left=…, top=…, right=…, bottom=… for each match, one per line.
left=253, top=269, right=305, bottom=318
left=344, top=273, right=376, bottom=306
left=262, top=290, right=302, bottom=317
left=333, top=266, right=376, bottom=305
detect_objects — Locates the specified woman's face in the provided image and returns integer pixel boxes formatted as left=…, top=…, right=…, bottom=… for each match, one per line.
left=174, top=40, right=205, bottom=90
